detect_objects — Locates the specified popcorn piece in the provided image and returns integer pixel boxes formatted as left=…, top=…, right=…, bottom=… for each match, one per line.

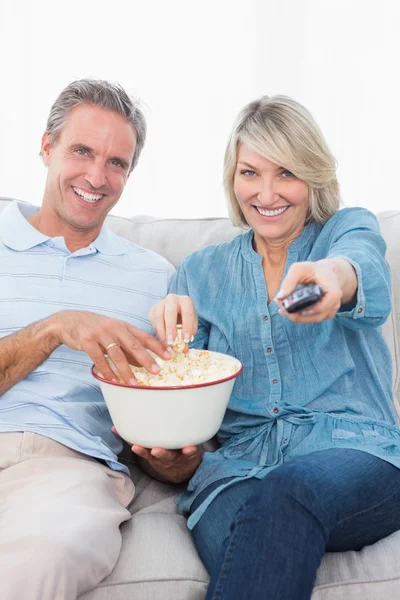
left=128, top=326, right=239, bottom=387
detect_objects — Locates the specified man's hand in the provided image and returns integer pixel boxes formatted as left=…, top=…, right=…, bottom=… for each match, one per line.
left=111, top=426, right=203, bottom=483
left=275, top=259, right=357, bottom=324
left=51, top=310, right=171, bottom=383
left=132, top=443, right=204, bottom=483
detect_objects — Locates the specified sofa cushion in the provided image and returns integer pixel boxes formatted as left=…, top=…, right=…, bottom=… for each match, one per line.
left=79, top=459, right=208, bottom=600
left=313, top=529, right=400, bottom=599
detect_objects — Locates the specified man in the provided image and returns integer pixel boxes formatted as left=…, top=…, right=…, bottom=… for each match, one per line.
left=0, top=79, right=201, bottom=599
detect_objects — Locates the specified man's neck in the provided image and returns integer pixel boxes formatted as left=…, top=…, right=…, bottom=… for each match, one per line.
left=27, top=211, right=101, bottom=253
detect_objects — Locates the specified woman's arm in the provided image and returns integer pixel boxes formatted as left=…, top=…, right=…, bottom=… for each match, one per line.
left=276, top=209, right=391, bottom=329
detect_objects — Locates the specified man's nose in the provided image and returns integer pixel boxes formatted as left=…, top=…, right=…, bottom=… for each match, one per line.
left=84, top=163, right=106, bottom=189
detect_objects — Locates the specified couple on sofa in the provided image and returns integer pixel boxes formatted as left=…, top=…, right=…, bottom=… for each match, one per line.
left=1, top=78, right=400, bottom=600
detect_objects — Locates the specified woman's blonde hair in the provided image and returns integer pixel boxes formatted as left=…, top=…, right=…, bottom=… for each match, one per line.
left=224, top=95, right=341, bottom=228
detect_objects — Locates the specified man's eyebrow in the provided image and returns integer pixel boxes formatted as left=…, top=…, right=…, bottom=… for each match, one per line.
left=69, top=143, right=92, bottom=152
left=110, top=156, right=130, bottom=169
left=69, top=144, right=130, bottom=169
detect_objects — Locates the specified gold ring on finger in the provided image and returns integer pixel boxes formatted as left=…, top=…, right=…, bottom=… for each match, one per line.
left=105, top=342, right=119, bottom=353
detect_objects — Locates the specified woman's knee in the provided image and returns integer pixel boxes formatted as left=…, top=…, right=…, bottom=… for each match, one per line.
left=248, top=461, right=334, bottom=525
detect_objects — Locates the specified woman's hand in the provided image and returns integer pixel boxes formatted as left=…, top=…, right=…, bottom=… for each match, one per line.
left=275, top=259, right=357, bottom=323
left=149, top=294, right=198, bottom=349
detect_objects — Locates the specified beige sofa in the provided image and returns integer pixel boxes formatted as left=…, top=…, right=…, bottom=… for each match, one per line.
left=1, top=197, right=400, bottom=599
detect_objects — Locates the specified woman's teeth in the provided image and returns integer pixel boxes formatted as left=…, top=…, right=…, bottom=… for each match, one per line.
left=256, top=206, right=288, bottom=217
left=72, top=187, right=103, bottom=203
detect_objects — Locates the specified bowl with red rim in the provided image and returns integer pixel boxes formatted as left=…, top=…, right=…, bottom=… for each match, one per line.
left=92, top=350, right=243, bottom=449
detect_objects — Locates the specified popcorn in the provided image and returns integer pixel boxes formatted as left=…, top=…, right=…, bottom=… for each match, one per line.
left=130, top=325, right=239, bottom=387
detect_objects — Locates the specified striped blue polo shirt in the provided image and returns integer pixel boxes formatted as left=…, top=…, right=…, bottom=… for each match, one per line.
left=0, top=201, right=175, bottom=472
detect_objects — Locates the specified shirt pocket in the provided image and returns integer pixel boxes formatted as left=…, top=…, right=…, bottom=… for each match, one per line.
left=331, top=422, right=400, bottom=452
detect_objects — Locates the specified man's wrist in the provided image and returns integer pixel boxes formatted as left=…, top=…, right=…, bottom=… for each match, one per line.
left=36, top=314, right=63, bottom=352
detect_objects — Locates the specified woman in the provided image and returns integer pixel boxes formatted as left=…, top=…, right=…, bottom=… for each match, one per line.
left=149, top=96, right=400, bottom=600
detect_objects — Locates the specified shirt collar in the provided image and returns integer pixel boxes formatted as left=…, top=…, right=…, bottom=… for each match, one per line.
left=0, top=201, right=50, bottom=250
left=0, top=201, right=127, bottom=256
left=90, top=225, right=127, bottom=256
left=240, top=222, right=322, bottom=264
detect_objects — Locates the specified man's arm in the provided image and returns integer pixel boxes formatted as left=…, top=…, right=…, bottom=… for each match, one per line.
left=0, top=317, right=60, bottom=396
left=0, top=310, right=171, bottom=397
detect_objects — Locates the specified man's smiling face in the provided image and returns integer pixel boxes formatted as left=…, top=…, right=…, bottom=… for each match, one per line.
left=41, top=103, right=136, bottom=236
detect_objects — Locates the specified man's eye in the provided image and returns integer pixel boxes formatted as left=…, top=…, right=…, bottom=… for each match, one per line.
left=75, top=148, right=88, bottom=156
left=111, top=159, right=123, bottom=168
left=240, top=169, right=256, bottom=176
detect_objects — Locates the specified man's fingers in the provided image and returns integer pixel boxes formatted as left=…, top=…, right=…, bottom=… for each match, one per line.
left=131, top=445, right=152, bottom=460
left=128, top=325, right=171, bottom=362
left=182, top=445, right=201, bottom=458
left=84, top=341, right=119, bottom=382
left=150, top=448, right=179, bottom=461
left=99, top=336, right=139, bottom=384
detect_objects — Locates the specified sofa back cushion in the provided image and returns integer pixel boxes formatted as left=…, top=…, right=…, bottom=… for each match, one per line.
left=0, top=197, right=399, bottom=414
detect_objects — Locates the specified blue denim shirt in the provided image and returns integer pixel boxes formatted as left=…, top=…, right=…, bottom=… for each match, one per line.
left=169, top=207, right=400, bottom=529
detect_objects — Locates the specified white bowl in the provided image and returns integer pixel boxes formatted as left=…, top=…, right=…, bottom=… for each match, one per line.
left=92, top=351, right=243, bottom=449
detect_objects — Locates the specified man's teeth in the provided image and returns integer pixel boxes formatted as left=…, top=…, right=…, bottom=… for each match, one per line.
left=72, top=187, right=103, bottom=203
left=256, top=206, right=288, bottom=217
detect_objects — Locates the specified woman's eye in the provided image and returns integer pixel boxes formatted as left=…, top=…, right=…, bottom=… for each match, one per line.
left=281, top=169, right=294, bottom=178
left=240, top=169, right=257, bottom=176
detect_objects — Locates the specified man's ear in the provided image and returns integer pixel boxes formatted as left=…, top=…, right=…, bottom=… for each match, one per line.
left=41, top=131, right=52, bottom=166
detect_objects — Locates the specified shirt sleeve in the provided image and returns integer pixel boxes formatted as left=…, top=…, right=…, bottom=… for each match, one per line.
left=326, top=209, right=391, bottom=330
left=168, top=259, right=210, bottom=349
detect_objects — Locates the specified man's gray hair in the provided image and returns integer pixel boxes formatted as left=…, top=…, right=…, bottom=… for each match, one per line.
left=45, top=79, right=146, bottom=170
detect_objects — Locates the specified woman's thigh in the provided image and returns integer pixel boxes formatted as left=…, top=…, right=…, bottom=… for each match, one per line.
left=192, top=449, right=400, bottom=572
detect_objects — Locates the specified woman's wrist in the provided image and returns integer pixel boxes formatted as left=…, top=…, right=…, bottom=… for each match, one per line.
left=318, top=258, right=358, bottom=306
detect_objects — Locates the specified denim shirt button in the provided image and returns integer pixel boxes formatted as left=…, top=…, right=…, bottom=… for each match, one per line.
left=357, top=307, right=363, bottom=314
left=266, top=347, right=272, bottom=353
left=272, top=378, right=278, bottom=384
left=273, top=407, right=279, bottom=414
left=263, top=315, right=269, bottom=321
left=282, top=438, right=288, bottom=444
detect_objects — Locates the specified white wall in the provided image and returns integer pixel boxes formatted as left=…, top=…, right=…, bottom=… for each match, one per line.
left=1, top=0, right=399, bottom=219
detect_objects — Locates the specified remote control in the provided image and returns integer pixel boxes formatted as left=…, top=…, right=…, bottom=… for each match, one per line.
left=282, top=284, right=323, bottom=314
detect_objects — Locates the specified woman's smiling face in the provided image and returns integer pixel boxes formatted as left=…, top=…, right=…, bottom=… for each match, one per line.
left=233, top=143, right=310, bottom=246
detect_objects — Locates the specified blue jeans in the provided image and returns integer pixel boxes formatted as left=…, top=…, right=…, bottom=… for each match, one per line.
left=191, top=449, right=400, bottom=600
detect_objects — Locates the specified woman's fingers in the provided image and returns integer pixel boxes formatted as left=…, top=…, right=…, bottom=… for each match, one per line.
left=179, top=296, right=198, bottom=343
left=149, top=302, right=168, bottom=348
left=164, top=296, right=179, bottom=346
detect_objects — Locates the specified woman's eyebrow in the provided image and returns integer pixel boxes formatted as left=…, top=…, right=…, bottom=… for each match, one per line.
left=237, top=161, right=257, bottom=169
